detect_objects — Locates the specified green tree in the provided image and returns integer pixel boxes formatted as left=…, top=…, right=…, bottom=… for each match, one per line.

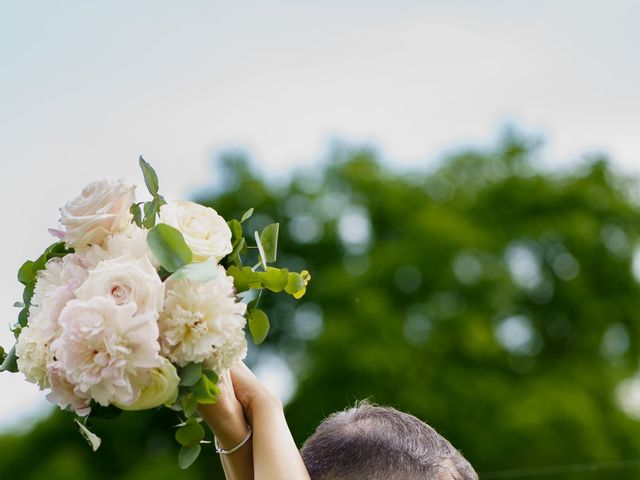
left=2, top=132, right=640, bottom=479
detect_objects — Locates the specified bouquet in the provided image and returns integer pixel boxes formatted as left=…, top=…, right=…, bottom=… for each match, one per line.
left=0, top=158, right=310, bottom=468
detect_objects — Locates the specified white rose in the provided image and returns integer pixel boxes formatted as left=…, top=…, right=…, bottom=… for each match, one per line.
left=159, top=265, right=247, bottom=373
left=159, top=200, right=232, bottom=262
left=115, top=358, right=179, bottom=411
left=60, top=179, right=136, bottom=249
left=81, top=225, right=159, bottom=270
left=75, top=256, right=164, bottom=316
left=51, top=297, right=162, bottom=407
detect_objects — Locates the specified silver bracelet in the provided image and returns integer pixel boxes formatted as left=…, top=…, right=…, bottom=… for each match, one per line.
left=214, top=425, right=252, bottom=455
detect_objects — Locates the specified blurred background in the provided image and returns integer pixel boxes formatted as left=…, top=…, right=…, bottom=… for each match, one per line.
left=1, top=1, right=640, bottom=479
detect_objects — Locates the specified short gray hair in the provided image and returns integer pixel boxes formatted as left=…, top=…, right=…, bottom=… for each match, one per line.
left=300, top=401, right=478, bottom=480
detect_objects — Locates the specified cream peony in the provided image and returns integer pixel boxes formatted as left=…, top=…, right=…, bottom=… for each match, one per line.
left=15, top=325, right=53, bottom=388
left=115, top=358, right=179, bottom=411
left=159, top=200, right=232, bottom=262
left=75, top=256, right=164, bottom=316
left=159, top=266, right=247, bottom=373
left=60, top=179, right=135, bottom=249
left=51, top=297, right=162, bottom=407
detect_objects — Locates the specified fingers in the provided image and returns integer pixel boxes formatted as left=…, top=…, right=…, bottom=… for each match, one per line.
left=229, top=362, right=281, bottom=414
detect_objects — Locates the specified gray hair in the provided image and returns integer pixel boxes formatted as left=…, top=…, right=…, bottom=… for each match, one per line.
left=300, top=401, right=478, bottom=480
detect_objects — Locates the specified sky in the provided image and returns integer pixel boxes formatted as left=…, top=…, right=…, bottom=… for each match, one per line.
left=1, top=0, right=639, bottom=432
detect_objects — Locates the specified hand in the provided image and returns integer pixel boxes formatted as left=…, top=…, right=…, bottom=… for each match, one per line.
left=198, top=368, right=253, bottom=480
left=229, top=362, right=282, bottom=422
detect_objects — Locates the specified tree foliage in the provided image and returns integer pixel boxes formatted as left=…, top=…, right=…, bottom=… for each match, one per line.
left=3, top=132, right=640, bottom=479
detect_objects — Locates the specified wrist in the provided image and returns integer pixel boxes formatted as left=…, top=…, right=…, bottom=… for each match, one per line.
left=247, top=389, right=282, bottom=417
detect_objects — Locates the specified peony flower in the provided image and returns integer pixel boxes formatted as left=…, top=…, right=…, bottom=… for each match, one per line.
left=115, top=358, right=179, bottom=411
left=159, top=200, right=232, bottom=262
left=27, top=253, right=89, bottom=340
left=15, top=325, right=54, bottom=388
left=159, top=266, right=247, bottom=374
left=75, top=256, right=164, bottom=316
left=51, top=297, right=162, bottom=407
left=46, top=361, right=92, bottom=416
left=59, top=179, right=135, bottom=249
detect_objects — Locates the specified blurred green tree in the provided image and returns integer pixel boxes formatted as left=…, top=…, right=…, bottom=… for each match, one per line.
left=2, top=132, right=640, bottom=479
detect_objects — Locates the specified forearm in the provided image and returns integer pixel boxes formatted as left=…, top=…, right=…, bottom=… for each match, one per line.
left=200, top=407, right=254, bottom=480
left=249, top=396, right=310, bottom=480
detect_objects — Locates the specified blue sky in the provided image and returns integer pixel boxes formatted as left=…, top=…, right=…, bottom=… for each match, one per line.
left=1, top=0, right=639, bottom=431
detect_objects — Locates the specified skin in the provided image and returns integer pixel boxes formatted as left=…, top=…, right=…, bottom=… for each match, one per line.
left=198, top=362, right=310, bottom=480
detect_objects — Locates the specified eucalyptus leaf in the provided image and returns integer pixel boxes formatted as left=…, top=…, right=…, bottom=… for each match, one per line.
left=249, top=309, right=270, bottom=345
left=229, top=237, right=246, bottom=267
left=259, top=267, right=289, bottom=292
left=178, top=444, right=201, bottom=470
left=254, top=231, right=268, bottom=269
left=0, top=345, right=17, bottom=373
left=228, top=219, right=242, bottom=241
left=259, top=223, right=279, bottom=263
left=192, top=374, right=220, bottom=404
left=75, top=420, right=102, bottom=452
left=170, top=260, right=218, bottom=283
left=139, top=156, right=160, bottom=196
left=142, top=201, right=158, bottom=229
left=175, top=417, right=205, bottom=446
left=241, top=208, right=254, bottom=223
left=202, top=370, right=219, bottom=384
left=130, top=203, right=142, bottom=227
left=179, top=363, right=203, bottom=387
left=147, top=224, right=193, bottom=272
left=13, top=302, right=24, bottom=308
left=181, top=393, right=198, bottom=418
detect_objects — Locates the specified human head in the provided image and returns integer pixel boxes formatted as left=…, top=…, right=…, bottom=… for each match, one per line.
left=300, top=401, right=478, bottom=480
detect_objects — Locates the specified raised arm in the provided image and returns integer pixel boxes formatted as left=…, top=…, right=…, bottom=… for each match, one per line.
left=199, top=362, right=310, bottom=480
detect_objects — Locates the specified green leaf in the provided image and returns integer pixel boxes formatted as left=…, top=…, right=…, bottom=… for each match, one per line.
left=178, top=444, right=201, bottom=470
left=227, top=265, right=253, bottom=292
left=0, top=346, right=5, bottom=364
left=202, top=370, right=219, bottom=384
left=75, top=420, right=102, bottom=452
left=228, top=237, right=246, bottom=267
left=0, top=345, right=17, bottom=372
left=142, top=201, right=158, bottom=229
left=241, top=208, right=254, bottom=223
left=180, top=363, right=203, bottom=387
left=260, top=223, right=280, bottom=263
left=170, top=260, right=218, bottom=283
left=259, top=267, right=289, bottom=292
left=18, top=307, right=29, bottom=328
left=192, top=374, right=220, bottom=404
left=130, top=203, right=142, bottom=227
left=175, top=417, right=205, bottom=446
left=17, top=260, right=35, bottom=285
left=22, top=283, right=35, bottom=306
left=228, top=219, right=243, bottom=241
left=181, top=393, right=198, bottom=418
left=147, top=224, right=193, bottom=272
left=285, top=272, right=305, bottom=295
left=285, top=270, right=310, bottom=299
left=248, top=309, right=270, bottom=345
left=139, top=156, right=160, bottom=196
